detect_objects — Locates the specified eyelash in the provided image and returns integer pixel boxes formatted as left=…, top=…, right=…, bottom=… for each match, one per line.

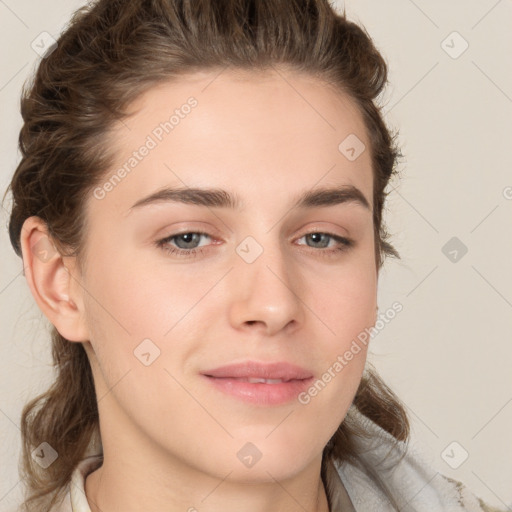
left=156, top=231, right=354, bottom=259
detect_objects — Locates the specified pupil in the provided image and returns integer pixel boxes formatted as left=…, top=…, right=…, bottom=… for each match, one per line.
left=178, top=233, right=198, bottom=248
left=309, top=233, right=327, bottom=248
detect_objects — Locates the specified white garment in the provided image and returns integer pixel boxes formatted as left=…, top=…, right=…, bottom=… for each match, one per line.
left=46, top=407, right=506, bottom=512
left=332, top=407, right=506, bottom=511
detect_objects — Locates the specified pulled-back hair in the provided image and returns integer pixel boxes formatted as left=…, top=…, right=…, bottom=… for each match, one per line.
left=5, top=0, right=409, bottom=510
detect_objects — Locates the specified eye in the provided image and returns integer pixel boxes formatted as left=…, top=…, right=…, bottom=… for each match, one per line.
left=156, top=231, right=213, bottom=258
left=155, top=230, right=354, bottom=259
left=296, top=232, right=353, bottom=256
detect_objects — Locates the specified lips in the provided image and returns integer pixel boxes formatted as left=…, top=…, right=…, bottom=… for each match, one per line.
left=201, top=361, right=314, bottom=405
left=202, top=361, right=313, bottom=381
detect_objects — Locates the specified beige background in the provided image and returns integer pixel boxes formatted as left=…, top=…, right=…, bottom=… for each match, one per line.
left=1, top=0, right=511, bottom=510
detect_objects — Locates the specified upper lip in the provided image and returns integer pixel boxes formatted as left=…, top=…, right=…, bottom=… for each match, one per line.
left=202, top=361, right=313, bottom=381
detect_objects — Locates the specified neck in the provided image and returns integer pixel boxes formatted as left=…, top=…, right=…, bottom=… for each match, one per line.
left=85, top=453, right=330, bottom=512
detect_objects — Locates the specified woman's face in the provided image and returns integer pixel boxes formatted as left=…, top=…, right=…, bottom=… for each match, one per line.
left=76, top=68, right=377, bottom=482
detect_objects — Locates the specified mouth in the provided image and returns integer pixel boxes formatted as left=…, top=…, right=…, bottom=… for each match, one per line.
left=201, top=361, right=314, bottom=406
left=225, top=377, right=289, bottom=384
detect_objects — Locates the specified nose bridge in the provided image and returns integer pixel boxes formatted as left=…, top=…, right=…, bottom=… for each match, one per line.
left=228, top=231, right=303, bottom=333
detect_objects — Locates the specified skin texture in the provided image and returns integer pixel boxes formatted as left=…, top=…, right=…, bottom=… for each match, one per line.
left=21, top=68, right=378, bottom=512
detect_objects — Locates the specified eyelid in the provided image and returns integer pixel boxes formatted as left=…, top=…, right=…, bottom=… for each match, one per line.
left=297, top=224, right=349, bottom=238
left=156, top=221, right=220, bottom=238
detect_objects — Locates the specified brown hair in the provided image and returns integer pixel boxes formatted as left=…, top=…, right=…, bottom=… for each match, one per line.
left=5, top=0, right=409, bottom=510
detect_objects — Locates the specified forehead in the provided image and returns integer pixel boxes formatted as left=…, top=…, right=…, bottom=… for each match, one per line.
left=92, top=67, right=373, bottom=215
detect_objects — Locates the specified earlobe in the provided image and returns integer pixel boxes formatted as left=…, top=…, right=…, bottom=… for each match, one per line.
left=20, top=216, right=89, bottom=342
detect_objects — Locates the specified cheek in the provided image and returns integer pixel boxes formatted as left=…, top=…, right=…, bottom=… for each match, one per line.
left=296, top=256, right=376, bottom=408
left=83, top=254, right=180, bottom=339
left=306, top=260, right=377, bottom=347
left=80, top=250, right=213, bottom=391
left=79, top=253, right=163, bottom=386
left=295, top=278, right=373, bottom=446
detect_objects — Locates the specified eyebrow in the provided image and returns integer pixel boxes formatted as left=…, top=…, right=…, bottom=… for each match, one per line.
left=128, top=184, right=371, bottom=213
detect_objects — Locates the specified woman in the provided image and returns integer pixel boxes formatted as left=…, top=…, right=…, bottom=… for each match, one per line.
left=5, top=0, right=504, bottom=511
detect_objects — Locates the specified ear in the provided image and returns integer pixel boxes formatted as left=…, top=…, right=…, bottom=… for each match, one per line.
left=20, top=216, right=89, bottom=342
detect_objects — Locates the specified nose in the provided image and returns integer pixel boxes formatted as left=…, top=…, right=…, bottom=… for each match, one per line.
left=227, top=239, right=305, bottom=337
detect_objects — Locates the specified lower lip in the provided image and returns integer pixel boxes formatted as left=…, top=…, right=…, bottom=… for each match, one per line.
left=202, top=375, right=314, bottom=405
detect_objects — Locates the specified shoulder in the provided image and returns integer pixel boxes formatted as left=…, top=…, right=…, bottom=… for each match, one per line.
left=334, top=406, right=507, bottom=512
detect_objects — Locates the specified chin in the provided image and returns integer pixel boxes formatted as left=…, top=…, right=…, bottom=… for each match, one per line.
left=221, top=431, right=324, bottom=483
left=226, top=451, right=322, bottom=485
